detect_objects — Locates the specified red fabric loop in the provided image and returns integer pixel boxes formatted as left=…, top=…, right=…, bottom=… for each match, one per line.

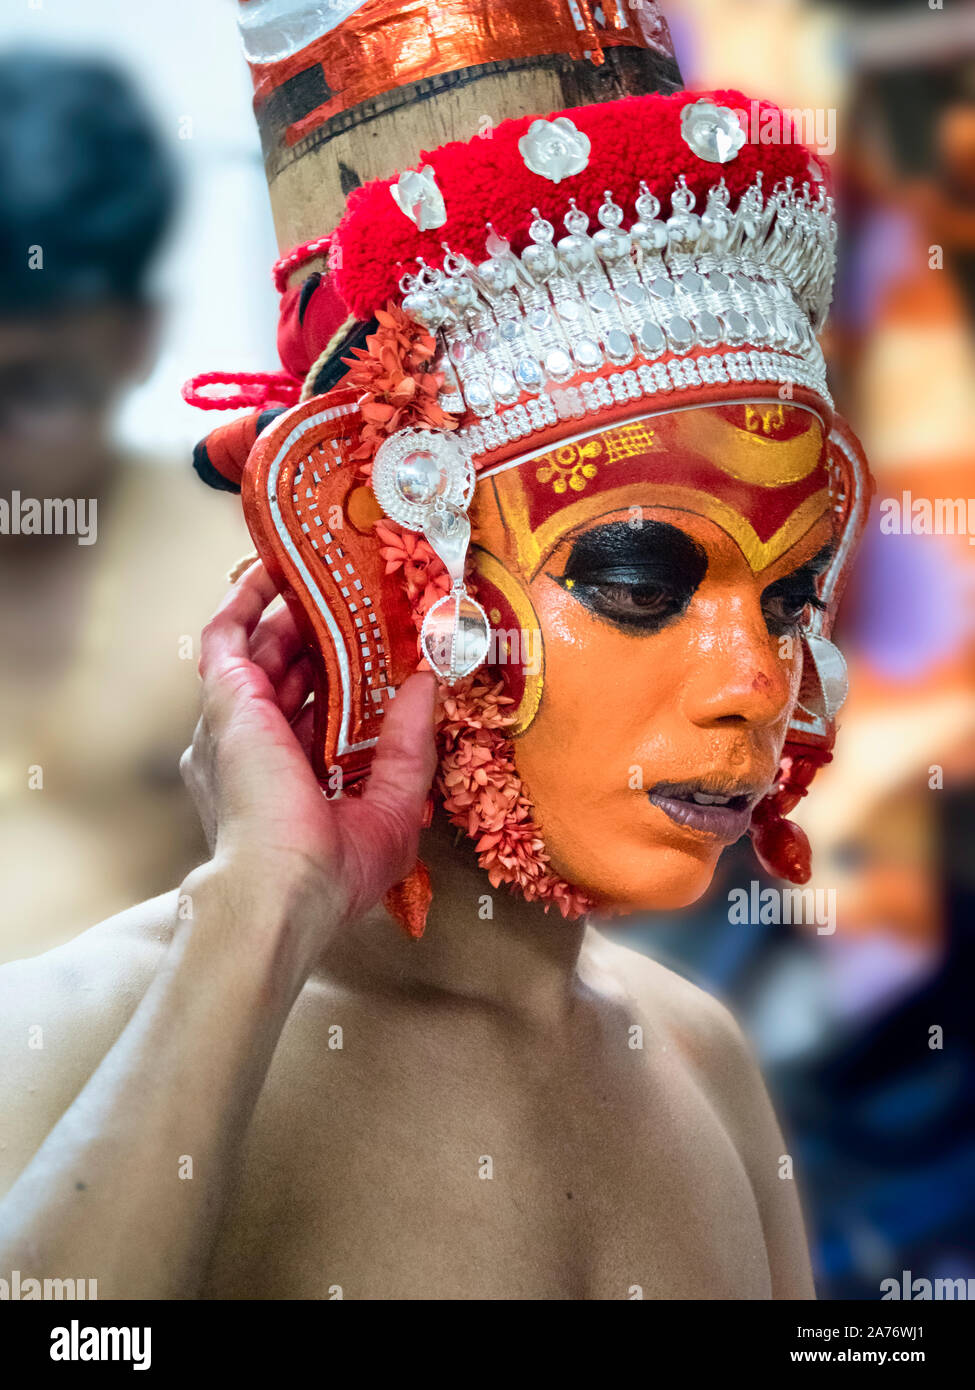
left=181, top=370, right=302, bottom=412
left=272, top=235, right=333, bottom=294
left=276, top=274, right=352, bottom=380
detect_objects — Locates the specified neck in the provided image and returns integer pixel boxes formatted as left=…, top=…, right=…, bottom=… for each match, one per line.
left=323, top=810, right=592, bottom=1026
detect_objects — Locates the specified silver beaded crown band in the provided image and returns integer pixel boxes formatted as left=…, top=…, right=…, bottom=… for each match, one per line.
left=396, top=173, right=837, bottom=462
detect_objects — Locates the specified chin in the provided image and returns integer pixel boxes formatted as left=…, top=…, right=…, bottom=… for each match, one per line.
left=547, top=837, right=723, bottom=915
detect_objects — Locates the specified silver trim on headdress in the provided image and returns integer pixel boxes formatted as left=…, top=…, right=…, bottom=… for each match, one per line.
left=397, top=174, right=837, bottom=461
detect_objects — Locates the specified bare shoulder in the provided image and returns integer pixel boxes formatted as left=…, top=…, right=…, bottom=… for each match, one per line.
left=586, top=927, right=753, bottom=1072
left=589, top=928, right=816, bottom=1299
left=0, top=890, right=178, bottom=1029
left=0, top=892, right=178, bottom=1194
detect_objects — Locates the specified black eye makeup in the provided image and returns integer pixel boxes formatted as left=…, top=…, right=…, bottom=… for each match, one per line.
left=549, top=520, right=708, bottom=634
left=761, top=542, right=834, bottom=636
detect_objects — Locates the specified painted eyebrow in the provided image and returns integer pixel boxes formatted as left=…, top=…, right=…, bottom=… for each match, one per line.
left=803, top=541, right=838, bottom=575
left=559, top=519, right=709, bottom=580
left=762, top=541, right=836, bottom=597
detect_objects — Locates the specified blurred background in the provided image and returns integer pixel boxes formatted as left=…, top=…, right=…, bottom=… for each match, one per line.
left=0, top=0, right=972, bottom=1299
left=629, top=0, right=975, bottom=1301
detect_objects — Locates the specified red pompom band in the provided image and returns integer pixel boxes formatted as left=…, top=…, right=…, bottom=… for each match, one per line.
left=330, top=87, right=824, bottom=321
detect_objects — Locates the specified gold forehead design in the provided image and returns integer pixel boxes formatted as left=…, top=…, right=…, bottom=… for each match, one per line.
left=472, top=406, right=828, bottom=577
left=673, top=403, right=823, bottom=486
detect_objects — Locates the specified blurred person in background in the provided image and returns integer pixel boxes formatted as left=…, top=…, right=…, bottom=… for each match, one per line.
left=0, top=50, right=250, bottom=962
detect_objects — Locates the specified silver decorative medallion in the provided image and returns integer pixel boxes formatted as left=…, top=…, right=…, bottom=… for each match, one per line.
left=371, top=428, right=489, bottom=684
left=390, top=164, right=447, bottom=231
left=518, top=116, right=591, bottom=184
left=680, top=99, right=746, bottom=164
left=371, top=428, right=472, bottom=530
left=421, top=586, right=491, bottom=683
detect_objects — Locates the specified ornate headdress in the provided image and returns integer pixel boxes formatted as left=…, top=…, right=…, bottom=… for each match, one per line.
left=187, top=1, right=873, bottom=935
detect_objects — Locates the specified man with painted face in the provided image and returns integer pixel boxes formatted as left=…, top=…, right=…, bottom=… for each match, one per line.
left=0, top=4, right=871, bottom=1300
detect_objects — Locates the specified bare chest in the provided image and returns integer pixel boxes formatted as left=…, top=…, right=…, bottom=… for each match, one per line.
left=203, top=1002, right=771, bottom=1301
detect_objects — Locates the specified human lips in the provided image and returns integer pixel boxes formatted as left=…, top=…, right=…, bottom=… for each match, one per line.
left=646, top=778, right=768, bottom=843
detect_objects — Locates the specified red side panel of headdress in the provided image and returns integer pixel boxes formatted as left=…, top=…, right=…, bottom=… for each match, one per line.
left=241, top=390, right=419, bottom=787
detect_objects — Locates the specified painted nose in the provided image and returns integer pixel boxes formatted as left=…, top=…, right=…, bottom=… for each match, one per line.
left=680, top=596, right=794, bottom=729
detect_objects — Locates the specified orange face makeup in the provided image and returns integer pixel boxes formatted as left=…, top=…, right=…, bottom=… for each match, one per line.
left=469, top=401, right=836, bottom=909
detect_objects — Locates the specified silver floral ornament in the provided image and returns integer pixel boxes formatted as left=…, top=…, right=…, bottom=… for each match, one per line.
left=371, top=428, right=489, bottom=684
left=371, top=428, right=472, bottom=530
left=518, top=115, right=591, bottom=184
left=390, top=165, right=447, bottom=231
left=680, top=99, right=746, bottom=164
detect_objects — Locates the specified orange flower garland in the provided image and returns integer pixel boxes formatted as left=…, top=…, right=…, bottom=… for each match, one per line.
left=435, top=678, right=594, bottom=919
left=349, top=306, right=592, bottom=924
left=375, top=520, right=451, bottom=618
left=379, top=516, right=595, bottom=923
left=342, top=301, right=457, bottom=468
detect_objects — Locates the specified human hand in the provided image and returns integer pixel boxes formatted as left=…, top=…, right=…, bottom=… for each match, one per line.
left=180, top=561, right=437, bottom=941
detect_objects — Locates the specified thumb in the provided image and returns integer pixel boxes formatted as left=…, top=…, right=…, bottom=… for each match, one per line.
left=361, top=671, right=438, bottom=831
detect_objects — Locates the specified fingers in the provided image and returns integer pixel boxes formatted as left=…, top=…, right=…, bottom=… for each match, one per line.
left=198, top=562, right=285, bottom=737
left=291, top=701, right=315, bottom=757
left=250, top=602, right=305, bottom=688
left=199, top=561, right=280, bottom=680
left=277, top=654, right=314, bottom=722
left=337, top=673, right=437, bottom=911
left=361, top=672, right=437, bottom=827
